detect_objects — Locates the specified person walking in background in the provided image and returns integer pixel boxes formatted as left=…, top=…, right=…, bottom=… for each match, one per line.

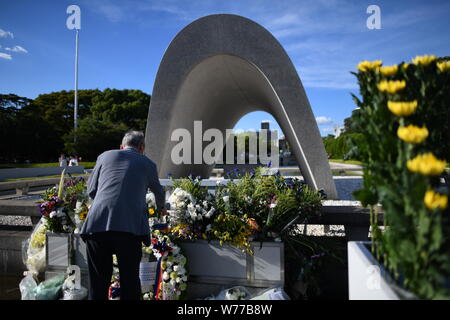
left=69, top=155, right=79, bottom=166
left=80, top=131, right=166, bottom=300
left=59, top=154, right=67, bottom=167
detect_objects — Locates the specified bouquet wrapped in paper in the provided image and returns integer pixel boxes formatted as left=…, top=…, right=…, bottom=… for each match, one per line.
left=22, top=217, right=47, bottom=275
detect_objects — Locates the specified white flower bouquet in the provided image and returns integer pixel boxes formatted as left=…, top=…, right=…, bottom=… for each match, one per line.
left=23, top=217, right=48, bottom=275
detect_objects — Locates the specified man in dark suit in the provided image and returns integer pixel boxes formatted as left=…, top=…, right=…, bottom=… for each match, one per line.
left=80, top=131, right=166, bottom=300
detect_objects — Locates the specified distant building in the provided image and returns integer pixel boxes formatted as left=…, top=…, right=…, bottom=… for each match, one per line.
left=261, top=120, right=271, bottom=143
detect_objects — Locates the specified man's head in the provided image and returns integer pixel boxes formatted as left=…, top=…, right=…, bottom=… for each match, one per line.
left=120, top=131, right=145, bottom=154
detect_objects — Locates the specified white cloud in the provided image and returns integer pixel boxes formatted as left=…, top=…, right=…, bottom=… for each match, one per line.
left=0, top=52, right=12, bottom=60
left=0, top=28, right=14, bottom=38
left=5, top=45, right=28, bottom=53
left=316, top=116, right=333, bottom=125
left=98, top=4, right=125, bottom=22
left=266, top=13, right=299, bottom=28
left=322, top=127, right=334, bottom=133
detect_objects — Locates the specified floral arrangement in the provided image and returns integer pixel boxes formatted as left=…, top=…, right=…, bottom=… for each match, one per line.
left=25, top=219, right=48, bottom=274
left=216, top=168, right=324, bottom=240
left=32, top=167, right=328, bottom=299
left=352, top=55, right=450, bottom=299
left=38, top=191, right=67, bottom=232
left=142, top=230, right=188, bottom=300
left=209, top=212, right=253, bottom=251
left=37, top=172, right=89, bottom=233
left=163, top=169, right=324, bottom=254
left=167, top=187, right=217, bottom=240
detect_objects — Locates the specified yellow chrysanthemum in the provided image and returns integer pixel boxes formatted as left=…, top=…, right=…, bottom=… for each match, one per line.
left=407, top=153, right=447, bottom=176
left=397, top=125, right=428, bottom=144
left=357, top=60, right=382, bottom=72
left=379, top=65, right=398, bottom=76
left=30, top=232, right=46, bottom=249
left=148, top=208, right=155, bottom=215
left=387, top=100, right=418, bottom=117
left=412, top=55, right=436, bottom=66
left=437, top=61, right=450, bottom=72
left=402, top=62, right=409, bottom=69
left=424, top=190, right=448, bottom=210
left=378, top=80, right=406, bottom=94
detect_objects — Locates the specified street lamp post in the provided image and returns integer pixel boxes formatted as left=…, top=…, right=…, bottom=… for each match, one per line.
left=74, top=29, right=79, bottom=143
left=66, top=5, right=81, bottom=143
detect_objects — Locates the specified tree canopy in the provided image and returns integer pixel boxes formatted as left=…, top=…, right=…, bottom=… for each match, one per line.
left=0, top=89, right=151, bottom=163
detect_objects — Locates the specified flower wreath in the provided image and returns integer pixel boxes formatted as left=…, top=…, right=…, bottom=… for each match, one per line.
left=143, top=229, right=188, bottom=300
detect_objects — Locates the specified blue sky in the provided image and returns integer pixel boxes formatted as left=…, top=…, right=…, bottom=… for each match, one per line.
left=1, top=0, right=449, bottom=136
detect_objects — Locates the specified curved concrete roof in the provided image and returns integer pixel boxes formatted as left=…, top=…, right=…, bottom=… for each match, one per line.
left=145, top=14, right=337, bottom=199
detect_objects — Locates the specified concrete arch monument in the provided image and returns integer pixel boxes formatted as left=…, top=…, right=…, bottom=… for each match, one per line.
left=145, top=14, right=338, bottom=199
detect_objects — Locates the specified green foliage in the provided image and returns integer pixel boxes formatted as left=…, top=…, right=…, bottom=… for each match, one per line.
left=0, top=89, right=150, bottom=163
left=64, top=89, right=150, bottom=160
left=64, top=118, right=129, bottom=160
left=0, top=162, right=95, bottom=169
left=323, top=133, right=363, bottom=160
left=352, top=56, right=450, bottom=299
left=171, top=175, right=209, bottom=202
left=216, top=168, right=324, bottom=237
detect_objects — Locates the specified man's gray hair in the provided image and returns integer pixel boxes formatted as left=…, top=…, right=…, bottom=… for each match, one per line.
left=121, top=131, right=145, bottom=148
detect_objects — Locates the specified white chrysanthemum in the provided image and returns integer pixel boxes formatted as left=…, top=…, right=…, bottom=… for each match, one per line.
left=163, top=272, right=170, bottom=281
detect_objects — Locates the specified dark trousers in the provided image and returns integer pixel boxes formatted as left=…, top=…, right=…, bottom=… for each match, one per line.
left=83, top=231, right=143, bottom=300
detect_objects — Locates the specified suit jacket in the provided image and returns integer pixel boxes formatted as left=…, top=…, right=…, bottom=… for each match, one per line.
left=80, top=147, right=165, bottom=237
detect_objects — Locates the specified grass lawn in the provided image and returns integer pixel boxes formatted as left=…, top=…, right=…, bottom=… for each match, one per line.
left=0, top=162, right=96, bottom=169
left=3, top=173, right=89, bottom=182
left=328, top=159, right=363, bottom=166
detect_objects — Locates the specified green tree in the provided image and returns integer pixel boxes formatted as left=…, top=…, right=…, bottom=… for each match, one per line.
left=63, top=89, right=151, bottom=160
left=0, top=89, right=151, bottom=163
